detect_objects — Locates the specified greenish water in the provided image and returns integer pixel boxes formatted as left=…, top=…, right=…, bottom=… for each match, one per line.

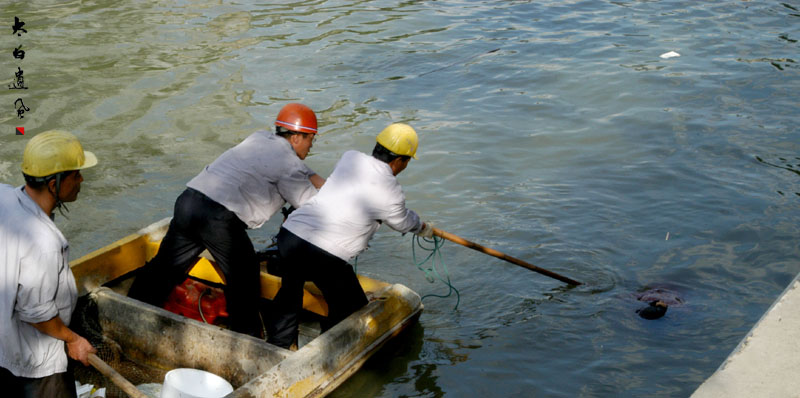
left=2, top=1, right=799, bottom=396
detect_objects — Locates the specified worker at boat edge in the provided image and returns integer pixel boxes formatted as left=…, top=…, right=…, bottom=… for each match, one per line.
left=0, top=130, right=98, bottom=398
left=266, top=122, right=434, bottom=350
left=128, top=103, right=325, bottom=339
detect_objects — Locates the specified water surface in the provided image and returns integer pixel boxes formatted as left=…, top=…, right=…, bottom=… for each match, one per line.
left=2, top=1, right=799, bottom=396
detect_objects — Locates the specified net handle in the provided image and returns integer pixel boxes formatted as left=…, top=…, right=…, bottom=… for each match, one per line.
left=88, top=353, right=149, bottom=398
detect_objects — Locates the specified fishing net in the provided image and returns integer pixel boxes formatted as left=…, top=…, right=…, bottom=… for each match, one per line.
left=71, top=294, right=167, bottom=398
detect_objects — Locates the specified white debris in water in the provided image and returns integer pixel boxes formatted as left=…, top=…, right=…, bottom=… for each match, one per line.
left=660, top=51, right=681, bottom=59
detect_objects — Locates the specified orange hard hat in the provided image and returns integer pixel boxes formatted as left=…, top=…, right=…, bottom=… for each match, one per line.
left=275, top=103, right=318, bottom=134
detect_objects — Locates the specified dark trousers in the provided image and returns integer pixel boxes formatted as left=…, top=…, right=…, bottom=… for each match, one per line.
left=127, top=188, right=262, bottom=337
left=0, top=366, right=77, bottom=398
left=266, top=228, right=368, bottom=348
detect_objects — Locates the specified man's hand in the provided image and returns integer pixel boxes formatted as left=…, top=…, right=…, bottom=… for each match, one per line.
left=309, top=174, right=325, bottom=189
left=66, top=333, right=96, bottom=366
left=417, top=222, right=434, bottom=238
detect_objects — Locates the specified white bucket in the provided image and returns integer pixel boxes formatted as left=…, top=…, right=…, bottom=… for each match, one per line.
left=160, top=368, right=233, bottom=398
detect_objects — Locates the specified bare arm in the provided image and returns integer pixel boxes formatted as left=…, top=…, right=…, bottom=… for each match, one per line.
left=31, top=317, right=95, bottom=366
left=309, top=173, right=325, bottom=189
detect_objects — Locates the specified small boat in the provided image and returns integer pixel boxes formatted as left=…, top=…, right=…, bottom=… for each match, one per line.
left=69, top=218, right=423, bottom=398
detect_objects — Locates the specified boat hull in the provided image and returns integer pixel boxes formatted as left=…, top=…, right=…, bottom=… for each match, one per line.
left=70, top=218, right=423, bottom=397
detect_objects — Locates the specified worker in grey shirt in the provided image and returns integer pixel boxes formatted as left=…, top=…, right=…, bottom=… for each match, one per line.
left=129, top=103, right=324, bottom=338
left=0, top=130, right=97, bottom=398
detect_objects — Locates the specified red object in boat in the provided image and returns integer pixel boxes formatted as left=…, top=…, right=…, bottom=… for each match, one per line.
left=163, top=278, right=228, bottom=324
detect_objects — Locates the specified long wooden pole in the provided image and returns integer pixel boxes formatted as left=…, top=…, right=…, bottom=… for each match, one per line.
left=88, top=353, right=149, bottom=398
left=432, top=227, right=582, bottom=286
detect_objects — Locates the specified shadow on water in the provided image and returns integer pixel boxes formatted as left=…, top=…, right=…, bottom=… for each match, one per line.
left=329, top=322, right=445, bottom=398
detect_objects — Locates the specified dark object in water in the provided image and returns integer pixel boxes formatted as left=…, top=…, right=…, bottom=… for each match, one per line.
left=636, top=300, right=668, bottom=320
left=635, top=287, right=683, bottom=306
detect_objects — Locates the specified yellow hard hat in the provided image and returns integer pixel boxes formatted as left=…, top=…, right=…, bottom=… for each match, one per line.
left=21, top=130, right=98, bottom=177
left=376, top=123, right=418, bottom=159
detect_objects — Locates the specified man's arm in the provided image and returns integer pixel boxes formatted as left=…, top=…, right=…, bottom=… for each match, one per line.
left=31, top=317, right=95, bottom=366
left=278, top=165, right=321, bottom=208
left=309, top=173, right=325, bottom=189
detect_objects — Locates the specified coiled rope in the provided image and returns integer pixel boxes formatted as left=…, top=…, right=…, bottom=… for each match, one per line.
left=412, top=235, right=460, bottom=310
left=350, top=235, right=460, bottom=309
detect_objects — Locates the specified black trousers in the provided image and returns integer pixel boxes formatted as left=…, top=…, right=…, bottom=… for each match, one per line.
left=0, top=366, right=77, bottom=398
left=127, top=188, right=262, bottom=337
left=266, top=228, right=368, bottom=348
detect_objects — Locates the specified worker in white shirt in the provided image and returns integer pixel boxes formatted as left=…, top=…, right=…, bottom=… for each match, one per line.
left=267, top=123, right=433, bottom=349
left=0, top=130, right=98, bottom=398
left=128, top=103, right=325, bottom=338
